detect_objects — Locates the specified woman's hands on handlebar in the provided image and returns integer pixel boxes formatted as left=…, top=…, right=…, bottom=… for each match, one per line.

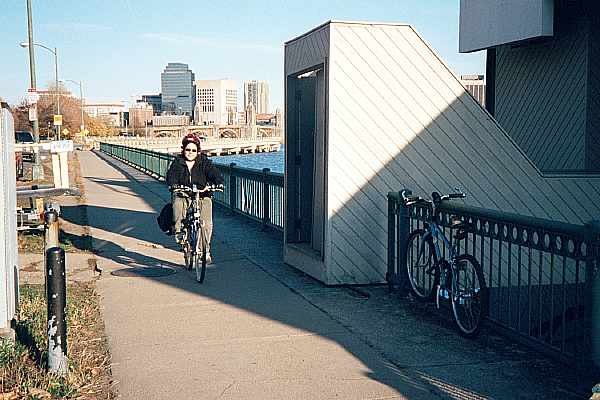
left=170, top=184, right=224, bottom=194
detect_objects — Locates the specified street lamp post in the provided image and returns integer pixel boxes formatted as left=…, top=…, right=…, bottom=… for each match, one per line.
left=63, top=79, right=84, bottom=134
left=20, top=42, right=60, bottom=139
left=24, top=0, right=43, bottom=180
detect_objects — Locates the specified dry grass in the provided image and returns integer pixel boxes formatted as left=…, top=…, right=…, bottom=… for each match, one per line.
left=0, top=283, right=115, bottom=399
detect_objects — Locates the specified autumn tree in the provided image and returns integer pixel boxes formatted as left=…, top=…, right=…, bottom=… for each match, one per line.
left=9, top=83, right=118, bottom=138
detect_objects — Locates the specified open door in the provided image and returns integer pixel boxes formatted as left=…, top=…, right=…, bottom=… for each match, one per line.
left=286, top=65, right=327, bottom=260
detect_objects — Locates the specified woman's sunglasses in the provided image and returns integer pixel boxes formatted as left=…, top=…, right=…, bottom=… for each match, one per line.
left=184, top=148, right=198, bottom=153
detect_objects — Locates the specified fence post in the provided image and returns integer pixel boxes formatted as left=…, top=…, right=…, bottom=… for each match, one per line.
left=397, top=189, right=412, bottom=294
left=46, top=246, right=68, bottom=375
left=387, top=193, right=397, bottom=292
left=229, top=163, right=237, bottom=214
left=585, top=220, right=600, bottom=369
left=262, top=168, right=270, bottom=230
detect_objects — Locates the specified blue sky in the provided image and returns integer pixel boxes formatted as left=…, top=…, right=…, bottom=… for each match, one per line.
left=1, top=0, right=485, bottom=110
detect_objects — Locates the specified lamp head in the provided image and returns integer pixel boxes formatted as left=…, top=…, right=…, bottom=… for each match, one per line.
left=19, top=42, right=29, bottom=48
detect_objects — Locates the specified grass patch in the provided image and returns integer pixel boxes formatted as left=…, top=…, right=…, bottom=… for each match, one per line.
left=17, top=230, right=92, bottom=254
left=1, top=283, right=114, bottom=399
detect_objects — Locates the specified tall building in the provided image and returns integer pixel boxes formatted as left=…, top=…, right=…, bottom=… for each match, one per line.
left=194, top=79, right=238, bottom=125
left=138, top=94, right=162, bottom=115
left=161, top=63, right=195, bottom=117
left=243, top=80, right=269, bottom=114
left=460, top=75, right=485, bottom=106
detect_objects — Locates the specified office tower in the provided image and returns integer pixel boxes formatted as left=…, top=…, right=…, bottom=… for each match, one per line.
left=161, top=63, right=195, bottom=117
left=243, top=80, right=269, bottom=114
left=195, top=79, right=238, bottom=125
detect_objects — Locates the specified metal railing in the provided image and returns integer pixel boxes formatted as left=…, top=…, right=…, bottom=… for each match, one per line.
left=99, top=143, right=284, bottom=231
left=388, top=190, right=600, bottom=367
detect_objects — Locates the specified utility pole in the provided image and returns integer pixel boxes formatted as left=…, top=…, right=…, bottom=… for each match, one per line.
left=54, top=47, right=60, bottom=140
left=26, top=0, right=43, bottom=179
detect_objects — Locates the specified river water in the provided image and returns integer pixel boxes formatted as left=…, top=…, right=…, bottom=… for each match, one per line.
left=211, top=146, right=285, bottom=174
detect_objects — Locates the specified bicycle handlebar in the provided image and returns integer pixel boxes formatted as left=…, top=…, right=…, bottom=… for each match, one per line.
left=170, top=184, right=224, bottom=195
left=401, top=189, right=465, bottom=206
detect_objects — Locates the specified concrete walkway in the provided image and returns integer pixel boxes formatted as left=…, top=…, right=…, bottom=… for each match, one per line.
left=74, top=150, right=591, bottom=400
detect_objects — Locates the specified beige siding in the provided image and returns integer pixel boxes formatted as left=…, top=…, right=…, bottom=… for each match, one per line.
left=326, top=22, right=600, bottom=284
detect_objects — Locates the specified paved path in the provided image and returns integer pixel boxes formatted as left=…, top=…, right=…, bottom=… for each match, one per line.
left=75, top=150, right=591, bottom=400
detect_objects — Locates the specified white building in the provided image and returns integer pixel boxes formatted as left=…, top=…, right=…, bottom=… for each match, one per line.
left=83, top=102, right=125, bottom=127
left=460, top=75, right=485, bottom=106
left=243, top=80, right=269, bottom=114
left=194, top=79, right=238, bottom=125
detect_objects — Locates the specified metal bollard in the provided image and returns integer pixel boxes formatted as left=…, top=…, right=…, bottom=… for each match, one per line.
left=46, top=246, right=68, bottom=375
left=44, top=208, right=59, bottom=251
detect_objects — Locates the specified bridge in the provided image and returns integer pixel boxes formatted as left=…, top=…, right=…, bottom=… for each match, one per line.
left=95, top=136, right=282, bottom=156
left=132, top=124, right=282, bottom=139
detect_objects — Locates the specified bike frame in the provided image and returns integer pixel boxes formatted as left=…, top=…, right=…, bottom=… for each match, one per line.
left=419, top=221, right=458, bottom=266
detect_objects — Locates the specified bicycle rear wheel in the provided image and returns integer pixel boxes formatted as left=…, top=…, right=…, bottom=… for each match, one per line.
left=405, top=229, right=438, bottom=300
left=195, top=228, right=207, bottom=283
left=451, top=254, right=487, bottom=337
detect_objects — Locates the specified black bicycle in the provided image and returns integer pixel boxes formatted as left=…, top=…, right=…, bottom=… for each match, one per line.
left=171, top=184, right=223, bottom=283
left=402, top=190, right=488, bottom=337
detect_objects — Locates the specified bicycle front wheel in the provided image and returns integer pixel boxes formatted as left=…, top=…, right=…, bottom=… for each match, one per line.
left=195, top=227, right=207, bottom=283
left=451, top=254, right=487, bottom=337
left=405, top=229, right=438, bottom=300
left=182, top=234, right=193, bottom=271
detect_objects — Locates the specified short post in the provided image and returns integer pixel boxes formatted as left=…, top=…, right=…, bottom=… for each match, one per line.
left=46, top=246, right=68, bottom=375
left=44, top=208, right=59, bottom=251
left=229, top=163, right=237, bottom=213
left=262, top=168, right=271, bottom=230
left=397, top=189, right=412, bottom=294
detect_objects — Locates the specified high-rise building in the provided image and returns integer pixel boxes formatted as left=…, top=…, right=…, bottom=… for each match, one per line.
left=161, top=63, right=195, bottom=117
left=243, top=80, right=269, bottom=114
left=194, top=79, right=238, bottom=125
left=460, top=75, right=485, bottom=106
left=138, top=94, right=162, bottom=115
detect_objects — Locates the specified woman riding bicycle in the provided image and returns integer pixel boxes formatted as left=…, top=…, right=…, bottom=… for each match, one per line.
left=166, top=133, right=223, bottom=263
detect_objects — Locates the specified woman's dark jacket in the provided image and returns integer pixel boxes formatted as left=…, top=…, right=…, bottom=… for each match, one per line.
left=166, top=154, right=224, bottom=197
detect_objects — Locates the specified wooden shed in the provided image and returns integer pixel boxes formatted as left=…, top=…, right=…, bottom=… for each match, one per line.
left=283, top=21, right=600, bottom=285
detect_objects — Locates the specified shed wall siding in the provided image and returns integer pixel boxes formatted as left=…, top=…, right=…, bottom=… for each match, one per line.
left=495, top=1, right=588, bottom=172
left=326, top=22, right=600, bottom=284
left=285, top=27, right=329, bottom=76
left=587, top=7, right=600, bottom=170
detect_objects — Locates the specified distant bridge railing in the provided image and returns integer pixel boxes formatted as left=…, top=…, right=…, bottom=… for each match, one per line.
left=387, top=191, right=600, bottom=368
left=99, top=143, right=284, bottom=231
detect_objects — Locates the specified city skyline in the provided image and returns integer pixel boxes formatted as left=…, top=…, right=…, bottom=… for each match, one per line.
left=1, top=1, right=485, bottom=110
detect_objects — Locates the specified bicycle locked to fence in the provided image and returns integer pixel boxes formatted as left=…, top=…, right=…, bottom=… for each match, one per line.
left=402, top=189, right=488, bottom=337
left=170, top=184, right=223, bottom=283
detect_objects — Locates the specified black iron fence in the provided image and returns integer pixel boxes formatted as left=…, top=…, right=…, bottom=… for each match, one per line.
left=99, top=143, right=284, bottom=231
left=387, top=191, right=600, bottom=367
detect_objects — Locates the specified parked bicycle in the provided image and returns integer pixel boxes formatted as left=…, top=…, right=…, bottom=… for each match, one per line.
left=171, top=184, right=223, bottom=283
left=402, top=189, right=488, bottom=336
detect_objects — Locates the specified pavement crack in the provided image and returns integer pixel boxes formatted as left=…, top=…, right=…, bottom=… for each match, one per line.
left=217, top=381, right=236, bottom=399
